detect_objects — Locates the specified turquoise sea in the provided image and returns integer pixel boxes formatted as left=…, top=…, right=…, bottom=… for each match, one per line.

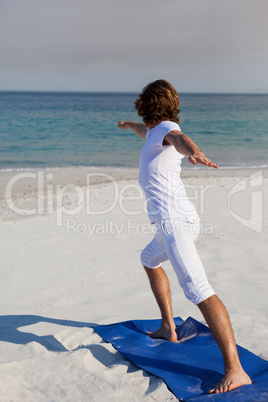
left=0, top=91, right=267, bottom=170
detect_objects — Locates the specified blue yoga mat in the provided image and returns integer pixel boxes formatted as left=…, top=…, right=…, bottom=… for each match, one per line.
left=94, top=316, right=268, bottom=401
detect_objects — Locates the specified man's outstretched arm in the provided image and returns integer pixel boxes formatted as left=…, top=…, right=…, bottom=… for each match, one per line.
left=164, top=130, right=218, bottom=168
left=118, top=121, right=147, bottom=139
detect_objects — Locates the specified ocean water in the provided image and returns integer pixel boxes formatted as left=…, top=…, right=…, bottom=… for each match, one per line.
left=0, top=91, right=267, bottom=170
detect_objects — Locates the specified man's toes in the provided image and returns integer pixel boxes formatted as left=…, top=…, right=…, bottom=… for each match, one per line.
left=227, top=382, right=235, bottom=391
left=222, top=385, right=228, bottom=392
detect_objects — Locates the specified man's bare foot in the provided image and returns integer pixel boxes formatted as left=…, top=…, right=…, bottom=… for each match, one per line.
left=146, top=325, right=177, bottom=342
left=209, top=367, right=252, bottom=394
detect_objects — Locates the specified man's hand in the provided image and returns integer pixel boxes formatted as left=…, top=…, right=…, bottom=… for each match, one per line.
left=188, top=151, right=218, bottom=168
left=117, top=121, right=147, bottom=138
left=118, top=121, right=130, bottom=129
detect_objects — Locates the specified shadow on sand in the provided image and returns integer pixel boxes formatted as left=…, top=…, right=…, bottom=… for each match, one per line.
left=0, top=314, right=98, bottom=352
left=0, top=314, right=157, bottom=388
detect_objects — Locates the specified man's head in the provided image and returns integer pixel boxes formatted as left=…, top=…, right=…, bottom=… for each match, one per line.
left=134, top=79, right=180, bottom=127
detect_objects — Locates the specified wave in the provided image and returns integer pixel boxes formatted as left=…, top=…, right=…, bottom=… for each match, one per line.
left=1, top=163, right=267, bottom=173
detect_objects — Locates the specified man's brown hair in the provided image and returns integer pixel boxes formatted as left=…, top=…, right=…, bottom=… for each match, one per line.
left=134, top=79, right=180, bottom=127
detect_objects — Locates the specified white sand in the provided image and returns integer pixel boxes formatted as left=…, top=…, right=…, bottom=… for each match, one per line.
left=0, top=166, right=267, bottom=401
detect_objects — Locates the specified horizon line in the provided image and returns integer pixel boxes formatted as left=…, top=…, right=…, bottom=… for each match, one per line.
left=0, top=89, right=268, bottom=96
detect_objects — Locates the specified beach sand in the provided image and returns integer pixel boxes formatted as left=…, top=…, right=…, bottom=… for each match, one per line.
left=0, top=166, right=267, bottom=401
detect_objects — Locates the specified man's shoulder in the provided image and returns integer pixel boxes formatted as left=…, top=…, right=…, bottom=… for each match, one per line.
left=157, top=121, right=180, bottom=132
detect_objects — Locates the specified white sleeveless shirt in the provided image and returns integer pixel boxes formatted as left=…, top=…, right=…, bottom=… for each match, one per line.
left=138, top=121, right=198, bottom=223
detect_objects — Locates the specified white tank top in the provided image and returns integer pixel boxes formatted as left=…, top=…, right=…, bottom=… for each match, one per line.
left=138, top=121, right=198, bottom=223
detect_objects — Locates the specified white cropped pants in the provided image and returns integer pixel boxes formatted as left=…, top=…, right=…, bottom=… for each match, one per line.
left=140, top=217, right=215, bottom=305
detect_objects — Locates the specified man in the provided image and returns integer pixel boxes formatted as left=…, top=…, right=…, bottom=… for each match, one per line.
left=118, top=79, right=251, bottom=394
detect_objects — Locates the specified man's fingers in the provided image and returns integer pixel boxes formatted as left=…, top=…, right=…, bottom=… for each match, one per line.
left=118, top=121, right=126, bottom=129
left=203, top=159, right=218, bottom=168
left=190, top=154, right=219, bottom=168
left=118, top=121, right=130, bottom=130
left=188, top=155, right=197, bottom=165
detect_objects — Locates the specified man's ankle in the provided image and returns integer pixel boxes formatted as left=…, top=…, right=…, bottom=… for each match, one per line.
left=224, top=362, right=243, bottom=374
left=161, top=320, right=176, bottom=331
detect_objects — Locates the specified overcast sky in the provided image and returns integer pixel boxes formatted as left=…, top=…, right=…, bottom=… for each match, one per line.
left=1, top=0, right=268, bottom=93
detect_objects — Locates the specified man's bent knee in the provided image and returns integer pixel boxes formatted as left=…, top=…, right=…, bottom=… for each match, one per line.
left=142, top=262, right=161, bottom=270
left=197, top=294, right=217, bottom=307
left=181, top=282, right=216, bottom=306
left=140, top=249, right=161, bottom=270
